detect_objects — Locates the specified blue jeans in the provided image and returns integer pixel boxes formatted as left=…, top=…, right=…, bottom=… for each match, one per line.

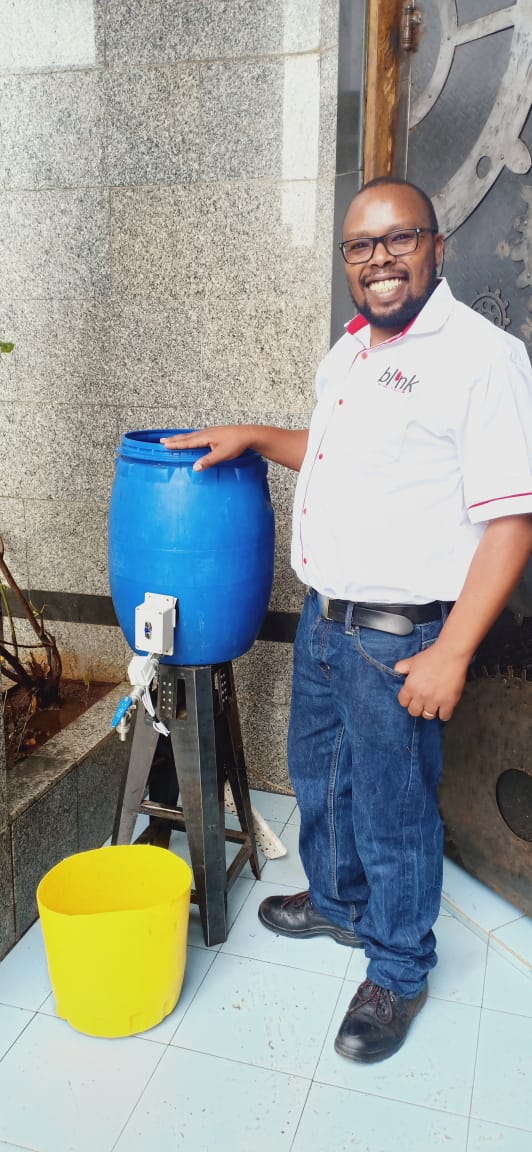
left=288, top=590, right=448, bottom=998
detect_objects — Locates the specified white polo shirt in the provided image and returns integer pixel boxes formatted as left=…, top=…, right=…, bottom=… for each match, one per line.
left=291, top=279, right=532, bottom=603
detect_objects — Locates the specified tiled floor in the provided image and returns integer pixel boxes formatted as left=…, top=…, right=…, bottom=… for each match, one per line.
left=0, top=791, right=531, bottom=1152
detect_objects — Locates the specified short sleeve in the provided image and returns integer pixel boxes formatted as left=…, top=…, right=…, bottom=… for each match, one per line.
left=459, top=340, right=532, bottom=524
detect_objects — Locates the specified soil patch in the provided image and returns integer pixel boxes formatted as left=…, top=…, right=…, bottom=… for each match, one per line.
left=3, top=680, right=115, bottom=770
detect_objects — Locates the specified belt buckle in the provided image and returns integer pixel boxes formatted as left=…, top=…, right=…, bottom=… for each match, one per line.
left=317, top=593, right=331, bottom=620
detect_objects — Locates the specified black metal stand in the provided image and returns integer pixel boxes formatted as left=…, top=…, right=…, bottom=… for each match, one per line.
left=112, top=661, right=260, bottom=946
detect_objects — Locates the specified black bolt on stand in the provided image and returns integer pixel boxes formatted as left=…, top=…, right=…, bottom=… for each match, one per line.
left=112, top=661, right=261, bottom=946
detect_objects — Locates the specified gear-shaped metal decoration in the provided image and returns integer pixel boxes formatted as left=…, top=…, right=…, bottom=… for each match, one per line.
left=470, top=287, right=511, bottom=329
left=410, top=1, right=532, bottom=238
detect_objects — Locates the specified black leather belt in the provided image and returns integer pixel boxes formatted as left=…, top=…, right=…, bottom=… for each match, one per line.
left=315, top=592, right=451, bottom=636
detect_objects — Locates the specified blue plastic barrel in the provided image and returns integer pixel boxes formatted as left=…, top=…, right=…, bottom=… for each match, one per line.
left=108, top=430, right=275, bottom=666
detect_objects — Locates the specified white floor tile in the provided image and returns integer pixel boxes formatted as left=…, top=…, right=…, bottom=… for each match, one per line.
left=489, top=916, right=532, bottom=977
left=315, top=985, right=481, bottom=1115
left=250, top=789, right=298, bottom=825
left=291, top=1082, right=469, bottom=1151
left=442, top=859, right=524, bottom=937
left=286, top=802, right=301, bottom=827
left=0, top=1006, right=34, bottom=1061
left=0, top=923, right=51, bottom=1011
left=0, top=1143, right=40, bottom=1151
left=467, top=1119, right=532, bottom=1150
left=338, top=944, right=368, bottom=984
left=186, top=902, right=222, bottom=950
left=135, top=944, right=217, bottom=1043
left=483, top=949, right=532, bottom=1017
left=429, top=914, right=488, bottom=1006
left=343, top=914, right=488, bottom=1003
left=0, top=1013, right=164, bottom=1152
left=114, top=1046, right=309, bottom=1152
left=472, top=1008, right=532, bottom=1131
left=184, top=873, right=254, bottom=950
left=4, top=811, right=532, bottom=1152
left=224, top=816, right=288, bottom=876
left=220, top=880, right=355, bottom=978
left=260, top=822, right=307, bottom=886
left=171, top=951, right=343, bottom=1078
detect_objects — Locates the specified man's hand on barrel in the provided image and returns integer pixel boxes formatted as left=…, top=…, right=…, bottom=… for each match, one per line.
left=160, top=426, right=255, bottom=472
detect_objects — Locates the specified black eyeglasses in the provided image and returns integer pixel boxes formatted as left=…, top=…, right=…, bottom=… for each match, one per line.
left=339, top=227, right=437, bottom=265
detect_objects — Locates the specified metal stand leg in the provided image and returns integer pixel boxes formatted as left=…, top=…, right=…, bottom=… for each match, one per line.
left=214, top=663, right=260, bottom=880
left=112, top=710, right=160, bottom=845
left=169, top=666, right=228, bottom=946
left=112, top=661, right=259, bottom=947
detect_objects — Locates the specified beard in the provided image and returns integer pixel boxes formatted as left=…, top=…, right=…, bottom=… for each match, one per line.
left=350, top=270, right=440, bottom=331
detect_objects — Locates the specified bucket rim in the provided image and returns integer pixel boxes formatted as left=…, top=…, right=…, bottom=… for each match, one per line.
left=36, top=845, right=193, bottom=915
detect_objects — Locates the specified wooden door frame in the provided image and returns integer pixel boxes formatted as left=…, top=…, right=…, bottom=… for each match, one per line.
left=363, top=0, right=408, bottom=181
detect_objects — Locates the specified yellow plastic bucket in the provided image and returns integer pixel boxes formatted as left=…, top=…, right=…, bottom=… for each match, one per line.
left=37, top=844, right=192, bottom=1038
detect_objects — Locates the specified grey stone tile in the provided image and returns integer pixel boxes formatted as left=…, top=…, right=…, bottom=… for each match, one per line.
left=0, top=828, right=15, bottom=959
left=108, top=299, right=202, bottom=405
left=0, top=72, right=103, bottom=189
left=0, top=404, right=118, bottom=500
left=111, top=177, right=334, bottom=306
left=0, top=0, right=103, bottom=72
left=319, top=47, right=339, bottom=178
left=114, top=400, right=296, bottom=442
left=0, top=498, right=28, bottom=589
left=0, top=190, right=110, bottom=299
left=5, top=684, right=127, bottom=824
left=104, top=66, right=199, bottom=186
left=201, top=178, right=334, bottom=304
left=0, top=305, right=15, bottom=399
left=234, top=641, right=294, bottom=707
left=238, top=694, right=291, bottom=793
left=200, top=290, right=329, bottom=417
left=0, top=697, right=6, bottom=831
left=199, top=60, right=283, bottom=181
left=26, top=500, right=109, bottom=596
left=106, top=0, right=322, bottom=65
left=32, top=622, right=128, bottom=684
left=320, top=0, right=340, bottom=48
left=7, top=299, right=112, bottom=404
left=7, top=748, right=75, bottom=824
left=110, top=186, right=204, bottom=301
left=12, top=772, right=78, bottom=936
left=267, top=465, right=306, bottom=613
left=77, top=734, right=129, bottom=852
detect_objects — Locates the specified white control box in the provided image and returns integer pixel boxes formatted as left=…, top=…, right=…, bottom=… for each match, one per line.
left=134, top=593, right=177, bottom=655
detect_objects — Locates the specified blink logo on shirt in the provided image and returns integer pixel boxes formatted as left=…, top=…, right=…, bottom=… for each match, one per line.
left=377, top=365, right=419, bottom=394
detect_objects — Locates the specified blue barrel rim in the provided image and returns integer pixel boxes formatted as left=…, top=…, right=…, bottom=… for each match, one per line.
left=116, top=429, right=263, bottom=467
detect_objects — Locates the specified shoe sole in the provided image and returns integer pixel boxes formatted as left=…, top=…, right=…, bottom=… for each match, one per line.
left=334, top=1034, right=406, bottom=1062
left=258, top=908, right=362, bottom=948
left=333, top=988, right=428, bottom=1062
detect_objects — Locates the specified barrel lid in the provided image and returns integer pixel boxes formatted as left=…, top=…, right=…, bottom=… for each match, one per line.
left=117, top=429, right=261, bottom=467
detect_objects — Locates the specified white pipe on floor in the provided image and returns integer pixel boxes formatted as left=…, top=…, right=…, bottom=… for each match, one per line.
left=223, top=782, right=287, bottom=859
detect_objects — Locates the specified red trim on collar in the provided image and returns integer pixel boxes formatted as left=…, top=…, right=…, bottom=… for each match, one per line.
left=346, top=314, right=417, bottom=340
left=346, top=315, right=369, bottom=335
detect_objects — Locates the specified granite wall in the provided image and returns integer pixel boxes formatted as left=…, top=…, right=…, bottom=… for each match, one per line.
left=0, top=0, right=344, bottom=793
left=0, top=695, right=16, bottom=957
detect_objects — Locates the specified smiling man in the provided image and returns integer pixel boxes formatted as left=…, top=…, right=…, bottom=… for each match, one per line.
left=161, top=178, right=532, bottom=1062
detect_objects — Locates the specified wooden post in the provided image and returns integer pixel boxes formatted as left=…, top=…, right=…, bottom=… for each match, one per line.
left=363, top=0, right=405, bottom=181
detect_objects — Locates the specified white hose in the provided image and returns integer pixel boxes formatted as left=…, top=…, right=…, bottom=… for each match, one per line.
left=224, top=782, right=287, bottom=859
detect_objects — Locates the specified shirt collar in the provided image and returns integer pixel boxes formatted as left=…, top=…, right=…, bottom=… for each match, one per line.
left=344, top=278, right=453, bottom=347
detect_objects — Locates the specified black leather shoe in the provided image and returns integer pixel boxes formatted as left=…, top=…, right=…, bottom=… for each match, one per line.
left=258, top=890, right=362, bottom=947
left=334, top=979, right=428, bottom=1063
